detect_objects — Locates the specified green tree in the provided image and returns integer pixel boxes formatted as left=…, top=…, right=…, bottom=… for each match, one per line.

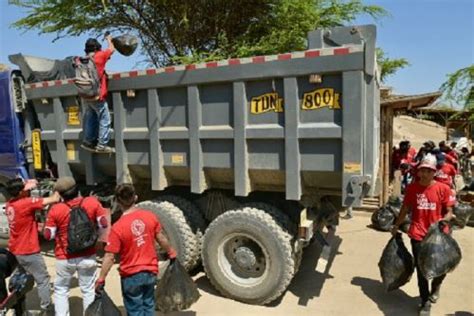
left=376, top=48, right=409, bottom=83
left=439, top=65, right=474, bottom=111
left=11, top=0, right=407, bottom=80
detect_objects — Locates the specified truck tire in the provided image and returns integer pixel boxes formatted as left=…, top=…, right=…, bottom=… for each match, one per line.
left=245, top=203, right=303, bottom=273
left=202, top=207, right=295, bottom=305
left=137, top=196, right=206, bottom=271
left=156, top=195, right=207, bottom=266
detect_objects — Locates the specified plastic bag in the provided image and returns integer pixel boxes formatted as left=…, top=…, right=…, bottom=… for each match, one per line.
left=85, top=289, right=121, bottom=316
left=8, top=268, right=34, bottom=297
left=452, top=203, right=473, bottom=228
left=418, top=222, right=462, bottom=280
left=112, top=35, right=138, bottom=56
left=155, top=260, right=200, bottom=313
left=371, top=205, right=396, bottom=231
left=378, top=233, right=414, bottom=291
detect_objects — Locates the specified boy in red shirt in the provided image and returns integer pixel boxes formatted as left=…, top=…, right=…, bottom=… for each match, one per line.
left=43, top=177, right=108, bottom=315
left=392, top=154, right=455, bottom=315
left=97, top=184, right=177, bottom=315
left=80, top=34, right=115, bottom=154
left=4, top=178, right=60, bottom=314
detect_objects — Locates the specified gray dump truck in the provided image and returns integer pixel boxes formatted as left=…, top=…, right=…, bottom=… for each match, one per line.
left=3, top=24, right=380, bottom=304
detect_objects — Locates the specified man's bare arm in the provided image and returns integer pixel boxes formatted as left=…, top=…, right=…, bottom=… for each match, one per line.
left=155, top=232, right=177, bottom=258
left=98, top=252, right=115, bottom=282
left=42, top=191, right=60, bottom=206
left=106, top=34, right=115, bottom=53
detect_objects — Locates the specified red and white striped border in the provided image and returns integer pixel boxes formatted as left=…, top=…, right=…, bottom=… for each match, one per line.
left=25, top=45, right=363, bottom=89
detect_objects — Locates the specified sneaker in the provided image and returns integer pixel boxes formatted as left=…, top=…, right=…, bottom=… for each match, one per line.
left=95, top=145, right=115, bottom=154
left=40, top=304, right=55, bottom=316
left=80, top=142, right=96, bottom=152
left=429, top=288, right=440, bottom=303
left=419, top=301, right=431, bottom=316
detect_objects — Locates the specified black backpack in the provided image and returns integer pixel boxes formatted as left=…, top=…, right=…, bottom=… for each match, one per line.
left=67, top=199, right=98, bottom=254
left=73, top=56, right=101, bottom=99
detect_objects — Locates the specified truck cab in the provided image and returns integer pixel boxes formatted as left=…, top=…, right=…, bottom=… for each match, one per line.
left=0, top=69, right=30, bottom=182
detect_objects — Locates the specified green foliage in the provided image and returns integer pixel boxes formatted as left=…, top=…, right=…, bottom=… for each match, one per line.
left=376, top=48, right=409, bottom=83
left=440, top=65, right=474, bottom=112
left=11, top=0, right=405, bottom=81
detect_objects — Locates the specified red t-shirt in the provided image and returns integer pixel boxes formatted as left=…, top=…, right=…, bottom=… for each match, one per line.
left=105, top=209, right=161, bottom=277
left=445, top=152, right=458, bottom=170
left=93, top=49, right=113, bottom=101
left=403, top=181, right=456, bottom=241
left=435, top=163, right=457, bottom=187
left=6, top=197, right=44, bottom=255
left=45, top=196, right=107, bottom=259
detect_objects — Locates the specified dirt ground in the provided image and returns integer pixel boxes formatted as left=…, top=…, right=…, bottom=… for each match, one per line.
left=21, top=213, right=473, bottom=316
left=393, top=115, right=447, bottom=150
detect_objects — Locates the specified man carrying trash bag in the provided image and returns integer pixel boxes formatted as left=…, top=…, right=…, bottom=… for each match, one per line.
left=392, top=154, right=456, bottom=315
left=96, top=184, right=177, bottom=316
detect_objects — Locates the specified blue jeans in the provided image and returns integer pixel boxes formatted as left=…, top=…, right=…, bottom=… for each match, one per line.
left=83, top=99, right=111, bottom=147
left=121, top=271, right=157, bottom=316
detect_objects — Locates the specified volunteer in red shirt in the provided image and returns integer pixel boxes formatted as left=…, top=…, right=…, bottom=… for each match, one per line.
left=4, top=178, right=59, bottom=314
left=43, top=177, right=108, bottom=316
left=434, top=154, right=457, bottom=188
left=80, top=34, right=115, bottom=154
left=439, top=141, right=458, bottom=170
left=392, top=154, right=455, bottom=315
left=97, top=184, right=177, bottom=315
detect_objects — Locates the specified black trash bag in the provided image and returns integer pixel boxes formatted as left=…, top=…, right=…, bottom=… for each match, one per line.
left=378, top=233, right=414, bottom=291
left=452, top=203, right=473, bottom=228
left=418, top=222, right=462, bottom=280
left=8, top=54, right=76, bottom=83
left=112, top=35, right=138, bottom=56
left=155, top=260, right=200, bottom=313
left=371, top=205, right=396, bottom=231
left=85, top=289, right=121, bottom=316
left=8, top=268, right=34, bottom=297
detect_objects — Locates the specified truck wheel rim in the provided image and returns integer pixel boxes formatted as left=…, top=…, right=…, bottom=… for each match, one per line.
left=217, top=233, right=269, bottom=286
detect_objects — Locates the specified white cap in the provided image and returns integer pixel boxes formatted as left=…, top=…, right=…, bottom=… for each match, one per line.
left=418, top=154, right=437, bottom=171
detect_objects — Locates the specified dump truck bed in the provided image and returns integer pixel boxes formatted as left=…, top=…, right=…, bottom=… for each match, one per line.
left=22, top=25, right=380, bottom=207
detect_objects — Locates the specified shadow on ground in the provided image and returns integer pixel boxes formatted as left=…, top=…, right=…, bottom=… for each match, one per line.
left=351, top=277, right=419, bottom=316
left=193, top=231, right=343, bottom=308
left=287, top=235, right=342, bottom=307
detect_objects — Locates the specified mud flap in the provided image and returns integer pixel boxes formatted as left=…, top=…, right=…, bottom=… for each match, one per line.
left=315, top=226, right=336, bottom=273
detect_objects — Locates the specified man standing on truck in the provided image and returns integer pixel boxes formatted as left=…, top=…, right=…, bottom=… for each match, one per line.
left=96, top=183, right=177, bottom=316
left=43, top=177, right=108, bottom=316
left=4, top=178, right=60, bottom=315
left=80, top=34, right=115, bottom=154
left=391, top=154, right=456, bottom=315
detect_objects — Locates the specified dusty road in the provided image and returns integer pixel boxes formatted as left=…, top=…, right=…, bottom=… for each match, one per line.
left=23, top=213, right=473, bottom=316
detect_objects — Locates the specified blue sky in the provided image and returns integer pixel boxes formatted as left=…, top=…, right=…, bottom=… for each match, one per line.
left=1, top=0, right=472, bottom=96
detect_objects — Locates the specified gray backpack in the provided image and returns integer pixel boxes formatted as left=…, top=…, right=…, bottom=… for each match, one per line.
left=74, top=56, right=100, bottom=99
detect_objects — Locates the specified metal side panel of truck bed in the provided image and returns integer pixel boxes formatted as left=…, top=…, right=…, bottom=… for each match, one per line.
left=23, top=25, right=380, bottom=208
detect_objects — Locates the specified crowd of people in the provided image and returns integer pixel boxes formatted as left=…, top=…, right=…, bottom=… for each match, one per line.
left=2, top=177, right=176, bottom=316
left=392, top=139, right=473, bottom=192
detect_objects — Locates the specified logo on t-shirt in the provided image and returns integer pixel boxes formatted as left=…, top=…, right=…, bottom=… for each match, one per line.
left=131, top=219, right=145, bottom=236
left=131, top=219, right=146, bottom=247
left=416, top=193, right=436, bottom=211
left=435, top=170, right=448, bottom=179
